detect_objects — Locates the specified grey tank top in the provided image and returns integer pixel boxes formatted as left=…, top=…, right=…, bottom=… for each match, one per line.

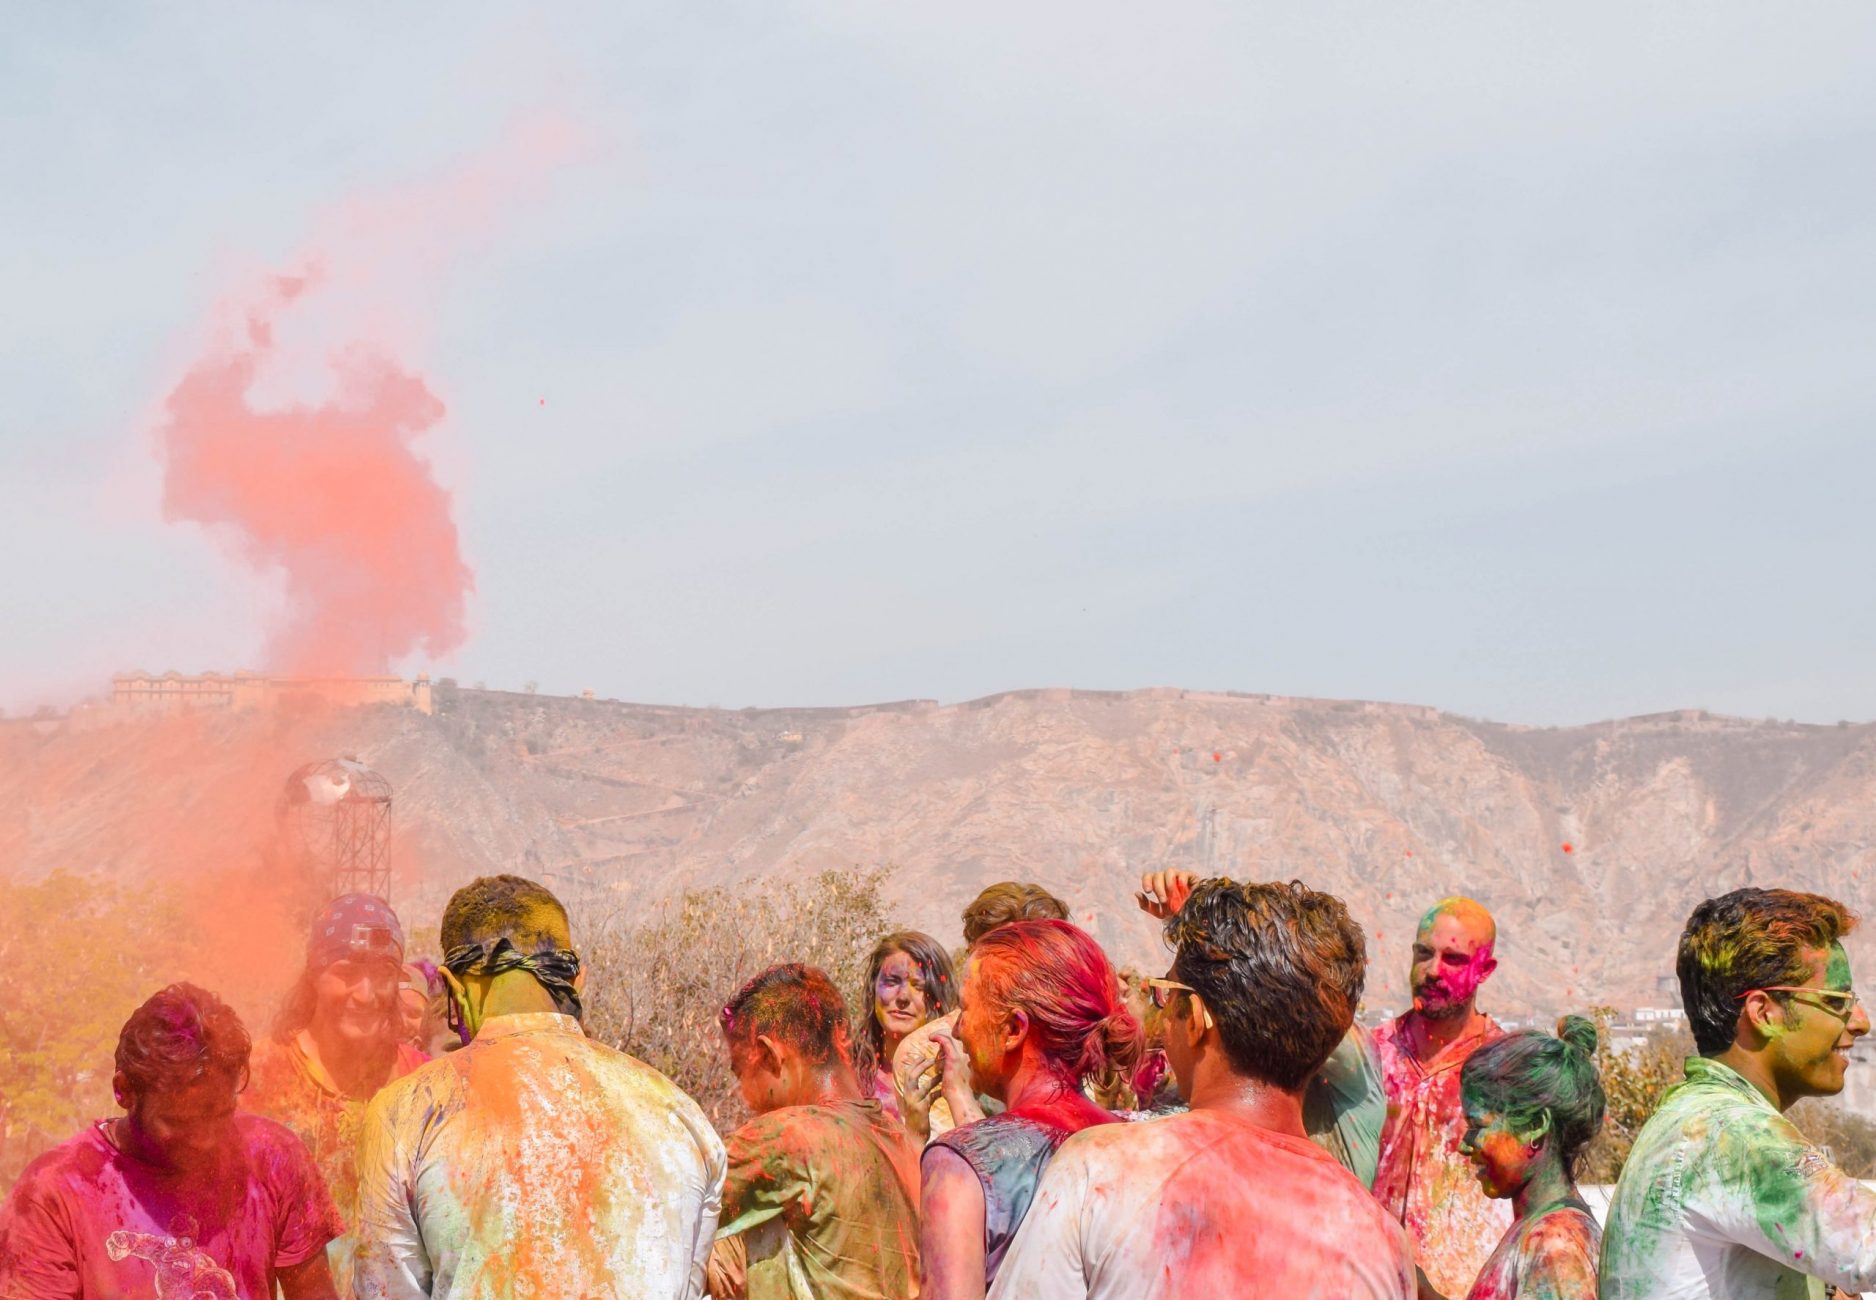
left=926, top=1113, right=1082, bottom=1284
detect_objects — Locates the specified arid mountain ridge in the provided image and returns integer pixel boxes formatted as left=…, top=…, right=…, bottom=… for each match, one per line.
left=4, top=683, right=1873, bottom=1021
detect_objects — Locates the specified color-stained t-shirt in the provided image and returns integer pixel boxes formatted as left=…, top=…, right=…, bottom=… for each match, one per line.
left=0, top=1114, right=341, bottom=1300
left=1304, top=1024, right=1388, bottom=1189
left=351, top=1012, right=727, bottom=1300
left=927, top=1102, right=1118, bottom=1284
left=717, top=1099, right=920, bottom=1300
left=867, top=1067, right=905, bottom=1122
left=1465, top=1201, right=1601, bottom=1300
left=1373, top=1012, right=1514, bottom=1296
left=242, top=1035, right=427, bottom=1289
left=1599, top=1055, right=1876, bottom=1300
left=985, top=1108, right=1416, bottom=1300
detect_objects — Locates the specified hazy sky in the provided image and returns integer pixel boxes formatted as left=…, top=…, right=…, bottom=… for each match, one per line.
left=5, top=4, right=1874, bottom=725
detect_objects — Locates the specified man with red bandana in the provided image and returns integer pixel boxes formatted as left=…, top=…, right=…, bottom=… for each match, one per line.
left=1372, top=896, right=1513, bottom=1297
left=244, top=894, right=428, bottom=1293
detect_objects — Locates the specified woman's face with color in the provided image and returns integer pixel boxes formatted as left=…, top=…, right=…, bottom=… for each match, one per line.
left=874, top=949, right=932, bottom=1043
left=313, top=956, right=400, bottom=1046
left=1459, top=1101, right=1539, bottom=1200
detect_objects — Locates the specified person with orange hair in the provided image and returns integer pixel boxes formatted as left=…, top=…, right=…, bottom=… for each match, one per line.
left=709, top=963, right=921, bottom=1300
left=915, top=919, right=1142, bottom=1299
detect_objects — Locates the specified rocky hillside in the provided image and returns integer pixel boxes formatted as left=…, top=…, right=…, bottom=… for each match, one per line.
left=4, top=685, right=1872, bottom=1020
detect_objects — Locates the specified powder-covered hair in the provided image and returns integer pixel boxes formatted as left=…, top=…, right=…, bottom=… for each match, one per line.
left=969, top=919, right=1143, bottom=1084
left=962, top=882, right=1071, bottom=947
left=1461, top=1015, right=1606, bottom=1178
left=1678, top=888, right=1858, bottom=1055
left=855, top=930, right=957, bottom=1076
left=440, top=874, right=572, bottom=955
left=722, top=963, right=851, bottom=1069
left=116, top=983, right=252, bottom=1098
left=1165, top=878, right=1366, bottom=1091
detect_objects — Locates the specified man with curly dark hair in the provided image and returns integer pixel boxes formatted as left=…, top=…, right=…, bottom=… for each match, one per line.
left=0, top=983, right=343, bottom=1299
left=988, top=877, right=1414, bottom=1299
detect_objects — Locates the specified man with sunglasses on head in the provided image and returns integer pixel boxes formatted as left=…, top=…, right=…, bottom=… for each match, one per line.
left=244, top=894, right=428, bottom=1294
left=1137, top=871, right=1388, bottom=1183
left=988, top=877, right=1414, bottom=1299
left=351, top=874, right=726, bottom=1299
left=1601, top=887, right=1876, bottom=1299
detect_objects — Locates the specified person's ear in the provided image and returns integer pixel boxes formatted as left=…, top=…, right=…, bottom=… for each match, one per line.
left=1183, top=996, right=1210, bottom=1049
left=441, top=969, right=476, bottom=1035
left=112, top=1070, right=132, bottom=1112
left=1523, top=1109, right=1553, bottom=1151
left=1004, top=1008, right=1030, bottom=1057
left=757, top=1034, right=787, bottom=1077
left=1740, top=989, right=1787, bottom=1043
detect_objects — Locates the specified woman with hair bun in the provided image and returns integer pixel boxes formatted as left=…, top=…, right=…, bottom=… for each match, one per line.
left=1456, top=1014, right=1608, bottom=1300
left=914, top=919, right=1143, bottom=1299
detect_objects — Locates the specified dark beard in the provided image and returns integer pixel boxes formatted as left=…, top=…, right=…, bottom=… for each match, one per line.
left=1414, top=990, right=1469, bottom=1021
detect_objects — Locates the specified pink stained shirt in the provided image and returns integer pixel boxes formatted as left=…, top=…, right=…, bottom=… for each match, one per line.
left=0, top=1114, right=341, bottom=1300
left=1372, top=1013, right=1515, bottom=1297
left=984, top=1107, right=1416, bottom=1300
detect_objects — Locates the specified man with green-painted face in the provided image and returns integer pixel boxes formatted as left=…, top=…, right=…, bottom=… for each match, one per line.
left=1601, top=887, right=1876, bottom=1299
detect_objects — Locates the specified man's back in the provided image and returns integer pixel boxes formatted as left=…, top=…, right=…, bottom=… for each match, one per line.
left=986, top=1108, right=1415, bottom=1300
left=1600, top=1056, right=1876, bottom=1299
left=719, top=1099, right=920, bottom=1299
left=353, top=1012, right=727, bottom=1299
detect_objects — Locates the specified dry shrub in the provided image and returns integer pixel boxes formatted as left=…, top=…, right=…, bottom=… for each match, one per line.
left=581, top=867, right=898, bottom=1131
left=1788, top=1098, right=1876, bottom=1178
left=1578, top=1010, right=1693, bottom=1184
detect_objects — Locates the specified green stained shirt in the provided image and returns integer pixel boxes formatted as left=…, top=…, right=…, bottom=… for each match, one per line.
left=719, top=1099, right=922, bottom=1300
left=1599, top=1056, right=1876, bottom=1300
left=1305, top=1024, right=1388, bottom=1190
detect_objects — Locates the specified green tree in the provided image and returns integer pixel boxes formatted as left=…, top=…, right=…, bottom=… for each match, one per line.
left=0, top=871, right=196, bottom=1189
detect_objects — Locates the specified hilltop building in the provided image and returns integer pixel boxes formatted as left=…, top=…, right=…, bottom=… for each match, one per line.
left=110, top=670, right=434, bottom=716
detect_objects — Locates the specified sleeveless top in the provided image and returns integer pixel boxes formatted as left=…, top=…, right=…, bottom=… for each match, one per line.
left=927, top=1107, right=1115, bottom=1283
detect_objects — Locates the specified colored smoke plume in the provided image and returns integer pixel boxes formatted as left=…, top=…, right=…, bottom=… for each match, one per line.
left=156, top=271, right=472, bottom=677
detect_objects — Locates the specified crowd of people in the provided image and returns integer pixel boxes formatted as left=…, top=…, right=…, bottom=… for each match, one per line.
left=0, top=864, right=1870, bottom=1299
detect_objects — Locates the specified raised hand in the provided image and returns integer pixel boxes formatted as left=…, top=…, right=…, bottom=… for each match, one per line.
left=1136, top=869, right=1199, bottom=920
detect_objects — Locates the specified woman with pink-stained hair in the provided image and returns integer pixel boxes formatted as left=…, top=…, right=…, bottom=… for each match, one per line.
left=913, top=919, right=1142, bottom=1299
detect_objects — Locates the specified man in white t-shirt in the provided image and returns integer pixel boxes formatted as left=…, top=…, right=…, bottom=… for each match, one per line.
left=988, top=877, right=1415, bottom=1300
